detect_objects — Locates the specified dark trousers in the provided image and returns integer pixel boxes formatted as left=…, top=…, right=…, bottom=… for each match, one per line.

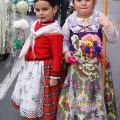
left=55, top=0, right=69, bottom=27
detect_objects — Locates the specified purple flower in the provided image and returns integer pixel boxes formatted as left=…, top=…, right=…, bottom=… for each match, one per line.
left=84, top=46, right=90, bottom=53
left=95, top=46, right=102, bottom=53
left=93, top=41, right=98, bottom=46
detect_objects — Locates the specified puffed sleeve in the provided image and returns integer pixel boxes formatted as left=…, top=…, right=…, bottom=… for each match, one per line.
left=62, top=20, right=70, bottom=53
left=102, top=22, right=118, bottom=44
left=49, top=34, right=63, bottom=77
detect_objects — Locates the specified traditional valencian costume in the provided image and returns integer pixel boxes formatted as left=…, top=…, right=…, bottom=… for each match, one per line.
left=0, top=0, right=23, bottom=59
left=57, top=10, right=117, bottom=120
left=11, top=20, right=64, bottom=120
left=0, top=0, right=11, bottom=58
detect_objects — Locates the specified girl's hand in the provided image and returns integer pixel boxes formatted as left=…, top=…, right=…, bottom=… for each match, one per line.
left=64, top=51, right=73, bottom=62
left=49, top=79, right=58, bottom=87
left=99, top=13, right=111, bottom=30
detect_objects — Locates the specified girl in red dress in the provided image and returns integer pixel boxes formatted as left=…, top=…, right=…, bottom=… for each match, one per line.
left=11, top=0, right=63, bottom=120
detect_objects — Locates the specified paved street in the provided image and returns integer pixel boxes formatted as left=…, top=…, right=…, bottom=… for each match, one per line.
left=0, top=0, right=120, bottom=119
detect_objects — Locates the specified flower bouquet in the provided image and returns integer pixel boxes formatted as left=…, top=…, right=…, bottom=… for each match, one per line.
left=16, top=1, right=28, bottom=13
left=13, top=0, right=28, bottom=13
left=12, top=19, right=29, bottom=50
left=6, top=19, right=29, bottom=76
left=68, top=34, right=108, bottom=80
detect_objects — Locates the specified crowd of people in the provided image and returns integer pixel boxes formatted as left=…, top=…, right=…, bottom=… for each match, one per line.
left=0, top=0, right=118, bottom=120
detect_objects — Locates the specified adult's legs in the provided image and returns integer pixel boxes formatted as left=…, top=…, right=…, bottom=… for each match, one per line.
left=60, top=0, right=69, bottom=27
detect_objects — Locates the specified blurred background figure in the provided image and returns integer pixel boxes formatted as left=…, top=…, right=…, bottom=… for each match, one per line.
left=0, top=0, right=25, bottom=60
left=67, top=1, right=74, bottom=14
left=55, top=0, right=69, bottom=27
left=0, top=0, right=12, bottom=60
left=27, top=0, right=35, bottom=15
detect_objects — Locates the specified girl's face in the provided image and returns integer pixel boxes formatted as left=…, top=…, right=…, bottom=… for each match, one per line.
left=73, top=0, right=96, bottom=18
left=34, top=0, right=57, bottom=22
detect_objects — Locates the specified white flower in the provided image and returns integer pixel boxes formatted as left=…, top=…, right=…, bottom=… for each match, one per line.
left=13, top=19, right=29, bottom=29
left=78, top=114, right=86, bottom=120
left=16, top=1, right=28, bottom=13
left=12, top=21, right=21, bottom=28
left=19, top=19, right=29, bottom=29
left=71, top=35, right=78, bottom=40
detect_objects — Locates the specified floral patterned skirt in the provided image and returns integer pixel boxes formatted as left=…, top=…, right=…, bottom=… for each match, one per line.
left=56, top=62, right=117, bottom=120
left=11, top=59, right=64, bottom=120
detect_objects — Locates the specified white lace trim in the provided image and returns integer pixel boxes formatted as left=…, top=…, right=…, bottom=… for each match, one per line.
left=67, top=10, right=101, bottom=33
left=49, top=76, right=60, bottom=79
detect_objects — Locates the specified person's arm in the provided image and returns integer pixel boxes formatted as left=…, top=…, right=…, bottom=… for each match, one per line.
left=49, top=34, right=63, bottom=86
left=49, top=34, right=63, bottom=78
left=62, top=20, right=73, bottom=61
left=99, top=13, right=118, bottom=43
left=103, top=22, right=118, bottom=43
left=62, top=20, right=70, bottom=53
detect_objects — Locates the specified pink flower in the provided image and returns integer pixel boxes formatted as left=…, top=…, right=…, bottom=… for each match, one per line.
left=80, top=41, right=85, bottom=47
left=83, top=34, right=93, bottom=41
left=90, top=47, right=94, bottom=52
left=94, top=34, right=102, bottom=44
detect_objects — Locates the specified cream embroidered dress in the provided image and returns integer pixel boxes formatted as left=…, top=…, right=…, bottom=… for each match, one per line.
left=57, top=11, right=117, bottom=120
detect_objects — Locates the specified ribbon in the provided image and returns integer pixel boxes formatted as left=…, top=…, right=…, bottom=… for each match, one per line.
left=13, top=39, right=22, bottom=49
left=13, top=0, right=19, bottom=4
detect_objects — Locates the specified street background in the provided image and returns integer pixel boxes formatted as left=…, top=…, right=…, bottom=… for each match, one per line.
left=0, top=0, right=120, bottom=119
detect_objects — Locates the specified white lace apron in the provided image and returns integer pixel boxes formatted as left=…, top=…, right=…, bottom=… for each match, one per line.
left=12, top=61, right=44, bottom=118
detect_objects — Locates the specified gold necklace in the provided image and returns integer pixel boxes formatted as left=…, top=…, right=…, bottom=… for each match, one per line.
left=80, top=18, right=91, bottom=32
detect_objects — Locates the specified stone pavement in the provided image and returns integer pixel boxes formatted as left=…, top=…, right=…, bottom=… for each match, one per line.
left=96, top=0, right=120, bottom=119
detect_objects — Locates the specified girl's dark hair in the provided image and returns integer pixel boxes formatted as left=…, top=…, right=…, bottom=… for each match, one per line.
left=34, top=0, right=57, bottom=7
